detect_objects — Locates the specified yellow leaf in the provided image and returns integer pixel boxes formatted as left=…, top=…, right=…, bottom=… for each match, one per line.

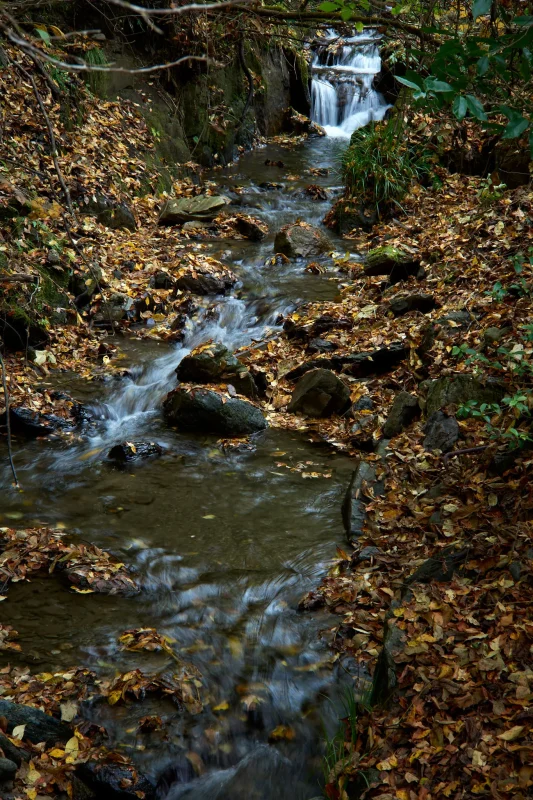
left=497, top=725, right=524, bottom=741
left=65, top=736, right=79, bottom=755
left=49, top=748, right=66, bottom=758
left=213, top=701, right=229, bottom=712
left=108, top=690, right=123, bottom=706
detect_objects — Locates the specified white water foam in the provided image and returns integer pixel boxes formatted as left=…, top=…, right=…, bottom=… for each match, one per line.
left=311, top=28, right=390, bottom=138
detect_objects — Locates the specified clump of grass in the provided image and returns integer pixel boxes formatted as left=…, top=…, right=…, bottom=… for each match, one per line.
left=322, top=686, right=372, bottom=798
left=84, top=47, right=108, bottom=96
left=342, top=120, right=432, bottom=216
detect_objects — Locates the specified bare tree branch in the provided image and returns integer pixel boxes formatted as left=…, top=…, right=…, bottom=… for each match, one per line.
left=103, top=0, right=253, bottom=16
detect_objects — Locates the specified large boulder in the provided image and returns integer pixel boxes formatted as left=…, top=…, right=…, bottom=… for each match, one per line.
left=0, top=700, right=71, bottom=746
left=382, top=391, right=420, bottom=438
left=364, top=245, right=421, bottom=283
left=423, top=411, right=459, bottom=453
left=425, top=375, right=505, bottom=416
left=159, top=195, right=227, bottom=225
left=79, top=194, right=136, bottom=231
left=288, top=368, right=351, bottom=417
left=163, top=387, right=266, bottom=436
left=176, top=342, right=257, bottom=398
left=274, top=222, right=331, bottom=259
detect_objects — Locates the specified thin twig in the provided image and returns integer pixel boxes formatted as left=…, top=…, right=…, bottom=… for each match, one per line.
left=442, top=444, right=491, bottom=462
left=0, top=351, right=20, bottom=488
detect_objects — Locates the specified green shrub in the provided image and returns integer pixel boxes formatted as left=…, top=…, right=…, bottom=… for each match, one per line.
left=84, top=47, right=108, bottom=96
left=342, top=120, right=432, bottom=216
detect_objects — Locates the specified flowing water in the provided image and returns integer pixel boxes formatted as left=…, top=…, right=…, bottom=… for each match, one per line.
left=311, top=29, right=390, bottom=137
left=0, top=33, right=387, bottom=800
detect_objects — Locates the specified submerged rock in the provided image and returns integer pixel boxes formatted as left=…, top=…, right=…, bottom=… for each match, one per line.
left=274, top=222, right=331, bottom=259
left=176, top=342, right=258, bottom=398
left=423, top=411, right=459, bottom=453
left=341, top=444, right=388, bottom=541
left=77, top=761, right=155, bottom=800
left=108, top=440, right=163, bottom=464
left=159, top=195, right=227, bottom=224
left=0, top=407, right=55, bottom=438
left=382, top=391, right=420, bottom=438
left=288, top=368, right=351, bottom=417
left=163, top=387, right=267, bottom=436
left=0, top=700, right=71, bottom=746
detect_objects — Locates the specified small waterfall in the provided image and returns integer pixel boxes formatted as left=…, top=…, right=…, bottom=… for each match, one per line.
left=311, top=29, right=390, bottom=138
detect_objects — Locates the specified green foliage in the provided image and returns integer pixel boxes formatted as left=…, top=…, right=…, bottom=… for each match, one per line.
left=323, top=687, right=372, bottom=798
left=342, top=120, right=432, bottom=213
left=84, top=47, right=108, bottom=96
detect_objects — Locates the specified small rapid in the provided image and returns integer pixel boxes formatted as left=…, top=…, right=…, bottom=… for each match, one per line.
left=311, top=29, right=390, bottom=137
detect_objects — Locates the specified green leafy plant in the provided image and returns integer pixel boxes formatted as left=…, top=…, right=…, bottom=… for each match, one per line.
left=84, top=47, right=108, bottom=95
left=342, top=120, right=432, bottom=215
left=322, top=686, right=372, bottom=798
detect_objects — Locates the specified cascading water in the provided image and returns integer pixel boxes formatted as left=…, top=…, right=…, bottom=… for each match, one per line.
left=311, top=29, right=390, bottom=137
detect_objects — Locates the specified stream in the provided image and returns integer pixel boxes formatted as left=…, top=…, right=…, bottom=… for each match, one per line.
left=1, top=31, right=388, bottom=800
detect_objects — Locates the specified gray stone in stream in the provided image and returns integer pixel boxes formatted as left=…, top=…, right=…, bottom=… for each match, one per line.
left=287, top=368, right=351, bottom=417
left=0, top=700, right=72, bottom=746
left=382, top=391, right=420, bottom=438
left=0, top=407, right=53, bottom=438
left=274, top=222, right=331, bottom=259
left=0, top=756, right=17, bottom=782
left=234, top=215, right=267, bottom=241
left=425, top=375, right=505, bottom=416
left=176, top=342, right=258, bottom=398
left=166, top=745, right=293, bottom=800
left=159, top=195, right=227, bottom=224
left=341, top=443, right=389, bottom=541
left=389, top=293, right=438, bottom=317
left=364, top=245, right=421, bottom=281
left=174, top=266, right=236, bottom=296
left=163, top=387, right=267, bottom=436
left=76, top=761, right=155, bottom=800
left=423, top=411, right=459, bottom=453
left=108, top=440, right=164, bottom=464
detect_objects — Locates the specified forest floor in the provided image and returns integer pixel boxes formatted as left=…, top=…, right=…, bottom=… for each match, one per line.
left=0, top=46, right=532, bottom=800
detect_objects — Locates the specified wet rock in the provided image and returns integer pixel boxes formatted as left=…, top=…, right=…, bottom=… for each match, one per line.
left=406, top=546, right=470, bottom=584
left=0, top=407, right=54, bottom=438
left=159, top=195, right=227, bottom=224
left=370, top=613, right=405, bottom=705
left=287, top=368, right=351, bottom=417
left=382, top=391, right=420, bottom=438
left=0, top=732, right=28, bottom=766
left=0, top=700, right=71, bottom=746
left=163, top=387, right=267, bottom=436
left=425, top=375, right=505, bottom=416
left=353, top=396, right=374, bottom=412
left=174, top=266, right=236, bottom=296
left=483, top=326, right=511, bottom=346
left=76, top=761, right=155, bottom=800
left=80, top=195, right=136, bottom=231
left=234, top=215, right=267, bottom=241
left=436, top=309, right=473, bottom=328
left=307, top=337, right=337, bottom=354
left=341, top=454, right=386, bottom=541
left=93, top=294, right=133, bottom=326
left=389, top=293, right=438, bottom=317
left=364, top=246, right=421, bottom=282
left=340, top=342, right=408, bottom=377
left=423, top=411, right=459, bottom=453
left=283, top=107, right=326, bottom=136
left=69, top=264, right=103, bottom=308
left=274, top=222, right=331, bottom=259
left=176, top=342, right=258, bottom=398
left=0, top=312, right=49, bottom=352
left=149, top=270, right=175, bottom=290
left=108, top=440, right=163, bottom=464
left=0, top=756, right=17, bottom=783
left=166, top=745, right=293, bottom=800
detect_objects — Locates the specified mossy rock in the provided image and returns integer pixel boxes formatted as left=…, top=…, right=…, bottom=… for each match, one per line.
left=364, top=245, right=420, bottom=277
left=425, top=375, right=505, bottom=416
